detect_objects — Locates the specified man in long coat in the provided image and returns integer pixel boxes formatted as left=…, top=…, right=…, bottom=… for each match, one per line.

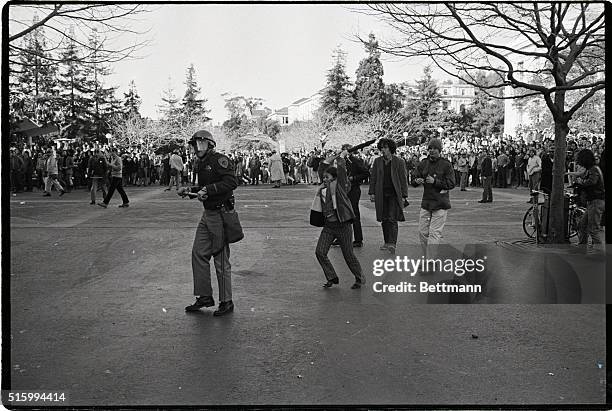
left=368, top=138, right=408, bottom=254
left=269, top=150, right=285, bottom=188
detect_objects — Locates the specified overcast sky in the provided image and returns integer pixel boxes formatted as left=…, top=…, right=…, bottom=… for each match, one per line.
left=10, top=4, right=447, bottom=124
left=103, top=4, right=447, bottom=124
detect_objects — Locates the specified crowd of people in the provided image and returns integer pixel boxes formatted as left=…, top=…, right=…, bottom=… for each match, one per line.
left=7, top=128, right=605, bottom=316
left=8, top=132, right=605, bottom=198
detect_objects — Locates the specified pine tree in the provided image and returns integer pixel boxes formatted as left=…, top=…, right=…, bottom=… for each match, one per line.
left=87, top=29, right=120, bottom=141
left=319, top=47, right=356, bottom=120
left=415, top=66, right=441, bottom=121
left=354, top=33, right=385, bottom=116
left=57, top=35, right=96, bottom=139
left=181, top=64, right=210, bottom=121
left=11, top=16, right=60, bottom=125
left=469, top=71, right=504, bottom=137
left=123, top=80, right=142, bottom=117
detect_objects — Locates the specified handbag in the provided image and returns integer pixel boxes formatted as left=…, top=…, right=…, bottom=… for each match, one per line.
left=310, top=210, right=325, bottom=227
left=221, top=208, right=244, bottom=243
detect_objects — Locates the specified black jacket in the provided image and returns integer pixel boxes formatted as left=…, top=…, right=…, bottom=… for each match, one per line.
left=345, top=154, right=370, bottom=190
left=481, top=157, right=493, bottom=177
left=411, top=156, right=455, bottom=211
left=191, top=150, right=238, bottom=210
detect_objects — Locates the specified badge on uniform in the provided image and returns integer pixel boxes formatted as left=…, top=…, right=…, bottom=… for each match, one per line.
left=218, top=157, right=229, bottom=168
left=205, top=165, right=212, bottom=171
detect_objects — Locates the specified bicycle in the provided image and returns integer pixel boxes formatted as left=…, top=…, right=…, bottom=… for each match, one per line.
left=523, top=190, right=547, bottom=243
left=522, top=190, right=585, bottom=242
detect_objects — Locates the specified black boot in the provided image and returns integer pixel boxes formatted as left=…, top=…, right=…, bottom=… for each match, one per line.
left=213, top=300, right=235, bottom=316
left=185, top=296, right=215, bottom=312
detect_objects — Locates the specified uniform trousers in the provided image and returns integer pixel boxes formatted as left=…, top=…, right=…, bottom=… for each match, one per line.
left=192, top=209, right=232, bottom=302
left=315, top=221, right=364, bottom=283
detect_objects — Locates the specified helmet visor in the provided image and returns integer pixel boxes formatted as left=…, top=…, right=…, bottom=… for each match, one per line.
left=193, top=139, right=208, bottom=152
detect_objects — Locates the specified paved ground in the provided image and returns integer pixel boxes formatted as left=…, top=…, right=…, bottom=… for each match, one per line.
left=7, top=183, right=607, bottom=406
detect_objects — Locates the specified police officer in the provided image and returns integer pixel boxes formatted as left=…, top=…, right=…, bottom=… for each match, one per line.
left=180, top=130, right=238, bottom=316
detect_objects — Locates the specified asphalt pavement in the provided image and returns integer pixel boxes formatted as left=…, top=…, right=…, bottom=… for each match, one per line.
left=6, top=183, right=607, bottom=406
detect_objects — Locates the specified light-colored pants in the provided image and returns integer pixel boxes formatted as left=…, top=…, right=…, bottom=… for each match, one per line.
left=309, top=167, right=319, bottom=184
left=419, top=208, right=448, bottom=258
left=45, top=174, right=64, bottom=194
left=192, top=210, right=232, bottom=302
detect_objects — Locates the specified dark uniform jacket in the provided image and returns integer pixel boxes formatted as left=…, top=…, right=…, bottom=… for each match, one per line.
left=191, top=150, right=238, bottom=210
left=411, top=156, right=455, bottom=211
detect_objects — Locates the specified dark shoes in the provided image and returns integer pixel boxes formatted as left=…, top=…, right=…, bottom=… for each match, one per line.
left=323, top=278, right=339, bottom=288
left=59, top=190, right=66, bottom=196
left=97, top=202, right=108, bottom=208
left=185, top=296, right=215, bottom=312
left=213, top=300, right=234, bottom=316
left=478, top=200, right=492, bottom=203
left=90, top=201, right=95, bottom=205
left=118, top=203, right=130, bottom=208
left=352, top=241, right=363, bottom=248
left=351, top=279, right=366, bottom=289
left=42, top=193, right=51, bottom=197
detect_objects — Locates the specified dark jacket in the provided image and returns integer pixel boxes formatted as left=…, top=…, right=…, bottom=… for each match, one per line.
left=191, top=150, right=238, bottom=210
left=345, top=154, right=370, bottom=191
left=313, top=157, right=355, bottom=224
left=575, top=165, right=605, bottom=201
left=411, top=155, right=455, bottom=211
left=481, top=156, right=493, bottom=177
left=88, top=155, right=108, bottom=178
left=369, top=155, right=408, bottom=222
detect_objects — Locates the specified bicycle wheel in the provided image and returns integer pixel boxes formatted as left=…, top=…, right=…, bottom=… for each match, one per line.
left=523, top=207, right=536, bottom=238
left=568, top=208, right=585, bottom=239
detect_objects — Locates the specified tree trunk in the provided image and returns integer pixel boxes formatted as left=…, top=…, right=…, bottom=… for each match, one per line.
left=547, top=117, right=569, bottom=243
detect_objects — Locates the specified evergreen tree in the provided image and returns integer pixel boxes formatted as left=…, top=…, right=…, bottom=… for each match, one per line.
left=88, top=29, right=120, bottom=141
left=319, top=47, right=356, bottom=120
left=414, top=65, right=441, bottom=121
left=469, top=71, right=504, bottom=137
left=10, top=17, right=60, bottom=125
left=401, top=66, right=441, bottom=139
left=57, top=37, right=96, bottom=139
left=181, top=64, right=210, bottom=121
left=123, top=80, right=142, bottom=118
left=354, top=33, right=385, bottom=116
left=159, top=78, right=180, bottom=122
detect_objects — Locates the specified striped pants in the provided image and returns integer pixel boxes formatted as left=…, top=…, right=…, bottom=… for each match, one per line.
left=192, top=210, right=232, bottom=302
left=315, top=221, right=364, bottom=282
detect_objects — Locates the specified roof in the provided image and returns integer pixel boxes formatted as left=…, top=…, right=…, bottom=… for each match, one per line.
left=290, top=97, right=309, bottom=105
left=275, top=107, right=288, bottom=115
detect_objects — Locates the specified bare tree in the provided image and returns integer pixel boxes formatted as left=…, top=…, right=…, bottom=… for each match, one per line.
left=7, top=4, right=152, bottom=68
left=358, top=3, right=605, bottom=243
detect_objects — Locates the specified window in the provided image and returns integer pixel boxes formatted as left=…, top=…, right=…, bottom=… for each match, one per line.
left=443, top=89, right=448, bottom=95
left=442, top=101, right=449, bottom=110
left=461, top=89, right=465, bottom=96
